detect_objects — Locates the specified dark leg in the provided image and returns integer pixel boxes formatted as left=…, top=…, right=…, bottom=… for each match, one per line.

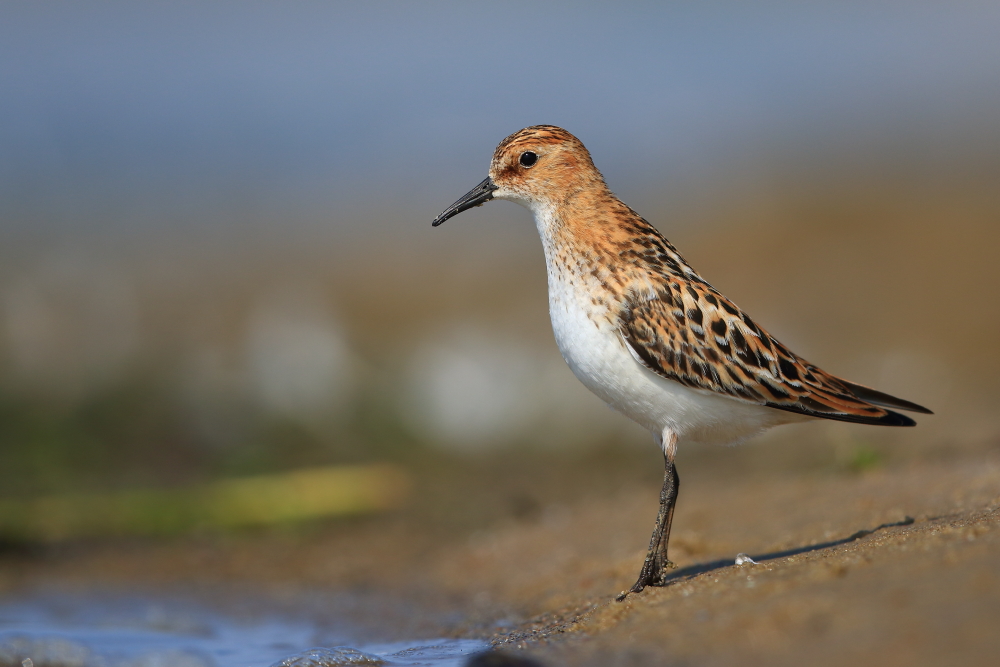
left=616, top=452, right=680, bottom=601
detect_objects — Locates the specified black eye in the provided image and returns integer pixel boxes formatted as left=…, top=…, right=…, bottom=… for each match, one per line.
left=519, top=151, right=538, bottom=168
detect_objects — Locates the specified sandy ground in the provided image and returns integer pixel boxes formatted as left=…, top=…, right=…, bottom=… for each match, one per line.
left=2, top=436, right=999, bottom=666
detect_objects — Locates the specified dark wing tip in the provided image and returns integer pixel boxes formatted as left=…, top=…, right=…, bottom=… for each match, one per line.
left=841, top=381, right=933, bottom=415
left=768, top=403, right=918, bottom=427
left=874, top=410, right=918, bottom=427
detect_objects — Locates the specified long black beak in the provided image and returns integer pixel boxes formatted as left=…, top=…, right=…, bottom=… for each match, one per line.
left=432, top=177, right=498, bottom=227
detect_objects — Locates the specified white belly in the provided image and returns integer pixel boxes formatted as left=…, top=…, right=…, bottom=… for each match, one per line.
left=546, top=278, right=805, bottom=447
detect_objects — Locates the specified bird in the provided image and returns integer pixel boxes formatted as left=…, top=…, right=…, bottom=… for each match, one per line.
left=431, top=125, right=931, bottom=600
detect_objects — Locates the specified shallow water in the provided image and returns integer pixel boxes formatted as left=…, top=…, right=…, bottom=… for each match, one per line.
left=0, top=592, right=487, bottom=667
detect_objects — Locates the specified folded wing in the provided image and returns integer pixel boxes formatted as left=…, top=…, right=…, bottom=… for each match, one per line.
left=617, top=279, right=931, bottom=427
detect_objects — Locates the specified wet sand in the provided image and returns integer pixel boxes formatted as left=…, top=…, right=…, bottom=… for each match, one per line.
left=3, top=437, right=998, bottom=666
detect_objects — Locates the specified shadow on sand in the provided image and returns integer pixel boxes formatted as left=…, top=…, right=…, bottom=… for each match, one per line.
left=662, top=516, right=916, bottom=584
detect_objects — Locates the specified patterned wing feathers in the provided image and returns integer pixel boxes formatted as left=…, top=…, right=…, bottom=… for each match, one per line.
left=618, top=280, right=930, bottom=427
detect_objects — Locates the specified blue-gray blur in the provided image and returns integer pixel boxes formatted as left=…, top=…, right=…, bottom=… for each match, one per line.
left=4, top=2, right=999, bottom=229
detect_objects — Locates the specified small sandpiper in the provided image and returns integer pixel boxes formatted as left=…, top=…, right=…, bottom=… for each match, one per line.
left=432, top=125, right=931, bottom=600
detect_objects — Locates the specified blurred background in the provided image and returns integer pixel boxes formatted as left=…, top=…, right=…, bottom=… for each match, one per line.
left=1, top=1, right=998, bottom=512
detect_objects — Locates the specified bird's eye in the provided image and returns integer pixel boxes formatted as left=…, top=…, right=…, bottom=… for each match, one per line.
left=519, top=151, right=538, bottom=168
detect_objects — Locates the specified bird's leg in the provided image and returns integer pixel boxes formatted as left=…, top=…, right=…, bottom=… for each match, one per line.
left=618, top=435, right=680, bottom=601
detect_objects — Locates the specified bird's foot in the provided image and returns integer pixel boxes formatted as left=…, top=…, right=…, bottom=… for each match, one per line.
left=615, top=557, right=677, bottom=601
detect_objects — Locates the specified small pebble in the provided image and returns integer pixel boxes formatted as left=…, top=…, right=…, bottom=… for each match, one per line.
left=735, top=553, right=758, bottom=566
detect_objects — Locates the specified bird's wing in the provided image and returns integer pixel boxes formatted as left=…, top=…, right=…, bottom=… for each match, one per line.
left=617, top=278, right=930, bottom=426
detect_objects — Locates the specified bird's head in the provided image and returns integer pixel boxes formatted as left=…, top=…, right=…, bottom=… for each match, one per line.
left=432, top=125, right=604, bottom=226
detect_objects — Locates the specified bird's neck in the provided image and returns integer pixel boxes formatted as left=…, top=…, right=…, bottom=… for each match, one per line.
left=530, top=188, right=701, bottom=297
left=532, top=187, right=638, bottom=262
left=530, top=188, right=636, bottom=296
